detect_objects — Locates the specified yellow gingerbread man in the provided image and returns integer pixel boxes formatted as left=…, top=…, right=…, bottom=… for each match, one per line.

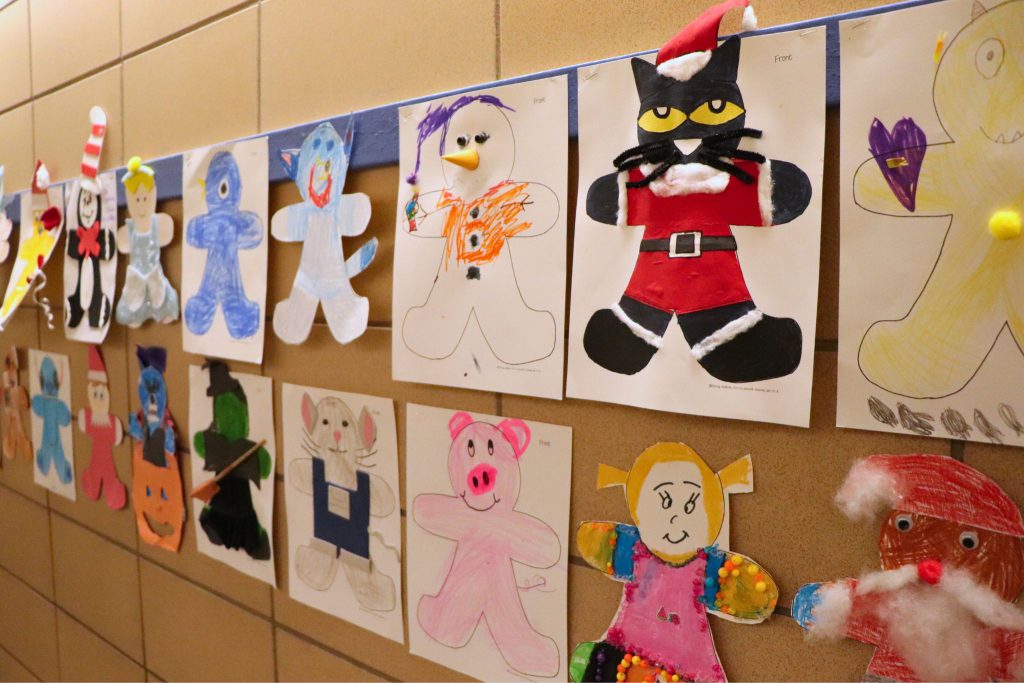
left=856, top=0, right=1024, bottom=399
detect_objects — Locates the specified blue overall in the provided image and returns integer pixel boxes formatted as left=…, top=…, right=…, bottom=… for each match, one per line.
left=312, top=458, right=370, bottom=560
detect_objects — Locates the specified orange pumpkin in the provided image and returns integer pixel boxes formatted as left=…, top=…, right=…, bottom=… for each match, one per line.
left=132, top=442, right=184, bottom=552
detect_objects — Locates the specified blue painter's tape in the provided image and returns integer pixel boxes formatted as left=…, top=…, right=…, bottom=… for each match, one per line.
left=8, top=0, right=944, bottom=226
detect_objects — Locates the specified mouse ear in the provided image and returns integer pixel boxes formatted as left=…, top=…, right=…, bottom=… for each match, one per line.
left=448, top=411, right=474, bottom=439
left=497, top=418, right=531, bottom=459
left=359, top=406, right=377, bottom=451
left=301, top=393, right=317, bottom=434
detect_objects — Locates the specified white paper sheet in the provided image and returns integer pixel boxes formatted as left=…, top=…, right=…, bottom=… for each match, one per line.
left=405, top=403, right=572, bottom=681
left=282, top=383, right=404, bottom=643
left=188, top=363, right=276, bottom=586
left=63, top=171, right=118, bottom=343
left=566, top=28, right=826, bottom=427
left=393, top=77, right=569, bottom=399
left=181, top=137, right=269, bottom=364
left=837, top=0, right=1024, bottom=446
left=28, top=349, right=75, bottom=500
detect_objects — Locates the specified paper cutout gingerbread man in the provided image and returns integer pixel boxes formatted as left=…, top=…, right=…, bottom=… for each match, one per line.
left=571, top=443, right=778, bottom=683
left=32, top=355, right=72, bottom=485
left=185, top=151, right=263, bottom=340
left=78, top=346, right=126, bottom=509
left=856, top=0, right=1024, bottom=399
left=272, top=120, right=377, bottom=345
left=793, top=454, right=1024, bottom=681
left=3, top=346, right=32, bottom=461
left=402, top=94, right=559, bottom=365
left=413, top=411, right=561, bottom=677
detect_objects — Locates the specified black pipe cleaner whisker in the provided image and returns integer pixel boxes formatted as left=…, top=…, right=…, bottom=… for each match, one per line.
left=701, top=127, right=763, bottom=145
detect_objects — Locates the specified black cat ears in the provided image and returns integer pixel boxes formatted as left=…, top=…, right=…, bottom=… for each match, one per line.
left=654, top=0, right=755, bottom=82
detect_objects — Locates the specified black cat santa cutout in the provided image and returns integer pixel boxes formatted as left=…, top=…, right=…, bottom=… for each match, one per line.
left=583, top=0, right=813, bottom=384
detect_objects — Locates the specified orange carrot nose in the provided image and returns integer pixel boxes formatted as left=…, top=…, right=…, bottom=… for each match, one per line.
left=442, top=147, right=479, bottom=170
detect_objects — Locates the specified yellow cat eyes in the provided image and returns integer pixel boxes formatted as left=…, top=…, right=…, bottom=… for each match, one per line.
left=637, top=100, right=745, bottom=132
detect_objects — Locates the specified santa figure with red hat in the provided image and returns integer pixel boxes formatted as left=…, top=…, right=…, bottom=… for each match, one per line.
left=583, top=0, right=811, bottom=383
left=793, top=454, right=1024, bottom=682
left=77, top=345, right=126, bottom=509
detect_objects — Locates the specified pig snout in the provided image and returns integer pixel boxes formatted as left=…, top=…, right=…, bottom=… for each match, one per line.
left=466, top=463, right=498, bottom=496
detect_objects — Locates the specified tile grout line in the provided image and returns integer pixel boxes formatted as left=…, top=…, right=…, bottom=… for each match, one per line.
left=272, top=622, right=398, bottom=683
left=1, top=476, right=415, bottom=681
left=0, top=1, right=261, bottom=120
left=0, top=640, right=42, bottom=682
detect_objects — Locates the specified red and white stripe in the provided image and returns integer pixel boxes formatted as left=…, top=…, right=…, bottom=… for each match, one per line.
left=80, top=106, right=107, bottom=191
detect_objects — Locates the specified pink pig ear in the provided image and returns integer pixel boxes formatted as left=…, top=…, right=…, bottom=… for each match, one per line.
left=497, top=419, right=531, bottom=459
left=448, top=411, right=474, bottom=439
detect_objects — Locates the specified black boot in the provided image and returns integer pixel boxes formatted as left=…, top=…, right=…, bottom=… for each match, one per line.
left=584, top=296, right=670, bottom=375
left=66, top=281, right=86, bottom=328
left=87, top=257, right=111, bottom=328
left=678, top=300, right=802, bottom=383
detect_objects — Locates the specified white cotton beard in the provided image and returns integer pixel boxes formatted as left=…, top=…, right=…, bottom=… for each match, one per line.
left=856, top=566, right=1024, bottom=682
left=880, top=583, right=997, bottom=682
left=639, top=162, right=730, bottom=197
left=807, top=581, right=853, bottom=640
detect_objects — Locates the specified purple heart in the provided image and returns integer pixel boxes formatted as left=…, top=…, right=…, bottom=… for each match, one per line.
left=868, top=117, right=927, bottom=212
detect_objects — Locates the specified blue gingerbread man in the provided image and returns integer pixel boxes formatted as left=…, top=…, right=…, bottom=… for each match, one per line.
left=185, top=151, right=263, bottom=339
left=32, top=356, right=72, bottom=484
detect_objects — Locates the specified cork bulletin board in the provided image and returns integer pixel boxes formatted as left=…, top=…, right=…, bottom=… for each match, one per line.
left=0, top=0, right=1018, bottom=681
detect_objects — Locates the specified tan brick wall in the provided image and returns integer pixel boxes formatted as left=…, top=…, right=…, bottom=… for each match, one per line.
left=0, top=1, right=1016, bottom=681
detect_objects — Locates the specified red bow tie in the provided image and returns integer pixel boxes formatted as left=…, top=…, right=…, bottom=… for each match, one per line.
left=77, top=221, right=100, bottom=257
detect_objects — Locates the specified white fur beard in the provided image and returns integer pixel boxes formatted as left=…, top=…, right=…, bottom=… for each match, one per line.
left=881, top=583, right=998, bottom=682
left=639, top=162, right=730, bottom=196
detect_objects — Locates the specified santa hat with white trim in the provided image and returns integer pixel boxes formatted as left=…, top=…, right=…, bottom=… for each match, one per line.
left=80, top=106, right=107, bottom=194
left=835, top=453, right=1024, bottom=537
left=656, top=0, right=757, bottom=82
left=87, top=345, right=108, bottom=385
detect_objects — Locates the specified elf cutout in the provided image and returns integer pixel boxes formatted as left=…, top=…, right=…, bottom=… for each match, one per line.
left=584, top=0, right=811, bottom=383
left=793, top=454, right=1024, bottom=681
left=65, top=106, right=116, bottom=335
left=78, top=346, right=126, bottom=510
left=571, top=443, right=778, bottom=683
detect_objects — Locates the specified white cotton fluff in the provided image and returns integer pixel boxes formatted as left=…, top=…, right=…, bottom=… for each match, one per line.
left=853, top=566, right=1024, bottom=681
left=882, top=582, right=998, bottom=682
left=742, top=5, right=758, bottom=32
left=656, top=50, right=713, bottom=82
left=641, top=163, right=730, bottom=197
left=616, top=171, right=630, bottom=228
left=807, top=581, right=853, bottom=640
left=834, top=458, right=898, bottom=521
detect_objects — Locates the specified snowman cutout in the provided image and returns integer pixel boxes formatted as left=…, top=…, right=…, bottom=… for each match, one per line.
left=402, top=95, right=560, bottom=366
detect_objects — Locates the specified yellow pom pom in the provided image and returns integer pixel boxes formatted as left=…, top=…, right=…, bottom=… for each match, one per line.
left=989, top=210, right=1021, bottom=240
left=672, top=676, right=680, bottom=682
left=632, top=656, right=641, bottom=666
left=731, top=569, right=740, bottom=577
left=731, top=555, right=743, bottom=566
left=617, top=674, right=626, bottom=682
left=755, top=581, right=767, bottom=593
left=127, top=156, right=142, bottom=173
left=718, top=568, right=728, bottom=578
left=746, top=564, right=758, bottom=575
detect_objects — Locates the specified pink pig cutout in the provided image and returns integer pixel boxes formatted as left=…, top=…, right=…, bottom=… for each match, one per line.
left=413, top=411, right=561, bottom=677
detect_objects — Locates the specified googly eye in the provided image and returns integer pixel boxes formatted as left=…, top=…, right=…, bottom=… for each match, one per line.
left=894, top=513, right=913, bottom=532
left=474, top=132, right=490, bottom=144
left=456, top=135, right=469, bottom=148
left=959, top=530, right=979, bottom=551
left=467, top=439, right=475, bottom=457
